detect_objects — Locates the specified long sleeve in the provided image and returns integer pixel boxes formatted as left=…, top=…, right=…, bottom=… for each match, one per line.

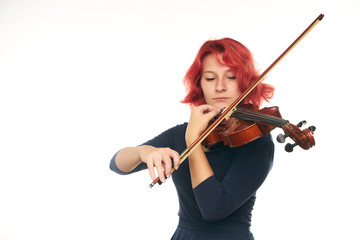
left=109, top=124, right=183, bottom=175
left=193, top=135, right=274, bottom=221
left=109, top=152, right=147, bottom=175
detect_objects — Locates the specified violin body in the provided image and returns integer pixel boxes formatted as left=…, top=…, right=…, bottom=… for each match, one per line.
left=202, top=104, right=315, bottom=152
left=202, top=104, right=282, bottom=150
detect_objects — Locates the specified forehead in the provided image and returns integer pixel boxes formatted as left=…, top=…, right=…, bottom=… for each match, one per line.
left=202, top=53, right=229, bottom=72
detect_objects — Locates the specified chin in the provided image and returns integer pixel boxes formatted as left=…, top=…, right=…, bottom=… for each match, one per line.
left=214, top=103, right=228, bottom=109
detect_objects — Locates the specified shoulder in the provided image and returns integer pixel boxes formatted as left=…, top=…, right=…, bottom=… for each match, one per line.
left=141, top=122, right=188, bottom=148
left=173, top=122, right=188, bottom=131
left=157, top=122, right=188, bottom=134
left=231, top=134, right=274, bottom=172
left=239, top=134, right=274, bottom=155
left=161, top=122, right=188, bottom=139
left=221, top=134, right=274, bottom=191
left=155, top=122, right=188, bottom=139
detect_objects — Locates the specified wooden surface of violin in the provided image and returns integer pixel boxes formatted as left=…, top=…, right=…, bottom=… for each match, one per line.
left=202, top=104, right=315, bottom=152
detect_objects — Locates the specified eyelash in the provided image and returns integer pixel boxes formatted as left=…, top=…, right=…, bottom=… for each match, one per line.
left=204, top=76, right=236, bottom=81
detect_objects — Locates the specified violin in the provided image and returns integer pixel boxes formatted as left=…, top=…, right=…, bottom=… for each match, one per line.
left=202, top=104, right=316, bottom=152
left=149, top=14, right=324, bottom=188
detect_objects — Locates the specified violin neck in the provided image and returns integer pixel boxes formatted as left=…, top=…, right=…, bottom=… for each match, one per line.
left=231, top=108, right=289, bottom=128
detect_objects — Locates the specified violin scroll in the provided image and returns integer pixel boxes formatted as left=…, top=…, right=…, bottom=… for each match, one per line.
left=277, top=121, right=316, bottom=152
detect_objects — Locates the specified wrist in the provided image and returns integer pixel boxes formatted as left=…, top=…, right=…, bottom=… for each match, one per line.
left=137, top=145, right=155, bottom=163
left=185, top=132, right=199, bottom=146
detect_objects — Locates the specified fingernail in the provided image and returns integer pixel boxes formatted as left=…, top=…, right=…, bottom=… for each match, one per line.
left=161, top=177, right=165, bottom=182
left=167, top=173, right=170, bottom=178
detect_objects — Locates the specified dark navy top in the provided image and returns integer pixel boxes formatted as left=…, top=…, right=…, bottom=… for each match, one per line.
left=110, top=123, right=274, bottom=240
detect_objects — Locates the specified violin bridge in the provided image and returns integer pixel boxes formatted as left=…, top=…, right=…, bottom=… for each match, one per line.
left=224, top=107, right=237, bottom=120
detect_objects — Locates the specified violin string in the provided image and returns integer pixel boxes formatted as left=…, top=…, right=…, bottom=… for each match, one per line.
left=233, top=108, right=288, bottom=127
left=237, top=110, right=287, bottom=126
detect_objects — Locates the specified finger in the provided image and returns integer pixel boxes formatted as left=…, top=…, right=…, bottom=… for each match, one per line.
left=146, top=158, right=156, bottom=181
left=203, top=108, right=221, bottom=122
left=163, top=155, right=172, bottom=178
left=154, top=159, right=166, bottom=183
left=199, top=104, right=220, bottom=114
left=169, top=150, right=180, bottom=170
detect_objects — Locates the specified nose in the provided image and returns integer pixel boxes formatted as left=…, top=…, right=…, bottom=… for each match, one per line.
left=216, top=78, right=226, bottom=92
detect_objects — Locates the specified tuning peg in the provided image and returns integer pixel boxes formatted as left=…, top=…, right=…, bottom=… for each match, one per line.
left=285, top=142, right=299, bottom=152
left=297, top=120, right=307, bottom=127
left=308, top=126, right=316, bottom=132
left=276, top=133, right=290, bottom=143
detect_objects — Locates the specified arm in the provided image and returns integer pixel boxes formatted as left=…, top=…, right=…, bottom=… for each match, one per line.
left=112, top=145, right=180, bottom=183
left=185, top=105, right=274, bottom=221
left=110, top=125, right=184, bottom=182
left=193, top=135, right=274, bottom=221
left=113, top=146, right=145, bottom=173
left=186, top=144, right=214, bottom=189
left=185, top=105, right=220, bottom=188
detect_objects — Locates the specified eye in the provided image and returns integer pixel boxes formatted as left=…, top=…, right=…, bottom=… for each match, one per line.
left=205, top=77, right=215, bottom=81
left=227, top=76, right=236, bottom=80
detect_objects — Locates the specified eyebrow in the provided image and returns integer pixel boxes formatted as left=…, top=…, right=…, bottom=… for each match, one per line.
left=202, top=69, right=233, bottom=74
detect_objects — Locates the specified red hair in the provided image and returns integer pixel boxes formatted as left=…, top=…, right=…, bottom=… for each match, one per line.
left=181, top=38, right=274, bottom=107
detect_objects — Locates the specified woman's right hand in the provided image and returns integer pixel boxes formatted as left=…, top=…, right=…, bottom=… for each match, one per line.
left=139, top=145, right=180, bottom=183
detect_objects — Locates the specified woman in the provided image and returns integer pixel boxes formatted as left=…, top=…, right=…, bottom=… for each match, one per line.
left=110, top=38, right=275, bottom=240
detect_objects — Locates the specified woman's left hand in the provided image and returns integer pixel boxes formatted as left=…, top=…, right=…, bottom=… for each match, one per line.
left=185, top=104, right=221, bottom=145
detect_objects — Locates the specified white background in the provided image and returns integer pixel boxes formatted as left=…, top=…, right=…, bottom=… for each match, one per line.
left=1, top=0, right=359, bottom=239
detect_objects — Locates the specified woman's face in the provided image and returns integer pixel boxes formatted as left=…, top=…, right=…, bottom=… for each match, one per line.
left=200, top=53, right=241, bottom=109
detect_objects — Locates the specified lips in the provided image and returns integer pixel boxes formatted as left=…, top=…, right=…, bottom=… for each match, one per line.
left=213, top=97, right=229, bottom=101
